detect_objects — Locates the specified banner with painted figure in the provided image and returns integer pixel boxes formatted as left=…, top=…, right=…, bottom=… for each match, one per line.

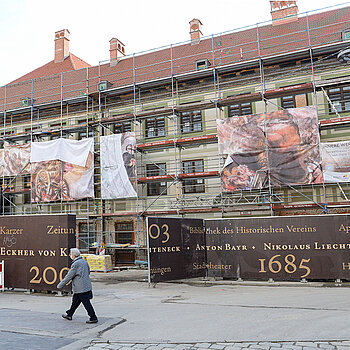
left=30, top=138, right=94, bottom=202
left=217, top=107, right=323, bottom=191
left=0, top=142, right=31, bottom=177
left=321, top=141, right=350, bottom=183
left=100, top=133, right=137, bottom=199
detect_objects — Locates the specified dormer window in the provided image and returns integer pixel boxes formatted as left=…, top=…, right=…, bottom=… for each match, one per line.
left=98, top=81, right=111, bottom=92
left=195, top=59, right=211, bottom=71
left=342, top=29, right=350, bottom=41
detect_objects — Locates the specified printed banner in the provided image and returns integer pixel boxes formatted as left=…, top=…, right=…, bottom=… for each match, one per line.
left=100, top=133, right=137, bottom=199
left=148, top=217, right=206, bottom=283
left=0, top=214, right=76, bottom=291
left=206, top=215, right=350, bottom=280
left=0, top=142, right=31, bottom=177
left=217, top=107, right=323, bottom=191
left=321, top=141, right=350, bottom=183
left=31, top=138, right=94, bottom=202
left=148, top=215, right=350, bottom=282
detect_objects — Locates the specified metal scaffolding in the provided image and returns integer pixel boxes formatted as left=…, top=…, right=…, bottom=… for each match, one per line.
left=1, top=3, right=350, bottom=263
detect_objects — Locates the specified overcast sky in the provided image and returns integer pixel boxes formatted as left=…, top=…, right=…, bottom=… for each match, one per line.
left=0, top=0, right=349, bottom=86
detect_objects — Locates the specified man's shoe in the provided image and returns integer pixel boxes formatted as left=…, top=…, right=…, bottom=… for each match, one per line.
left=62, top=314, right=72, bottom=321
left=86, top=319, right=98, bottom=324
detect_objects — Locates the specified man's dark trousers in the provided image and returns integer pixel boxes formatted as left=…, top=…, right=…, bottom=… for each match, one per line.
left=66, top=291, right=97, bottom=320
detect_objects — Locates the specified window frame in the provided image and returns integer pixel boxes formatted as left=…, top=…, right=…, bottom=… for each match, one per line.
left=146, top=163, right=167, bottom=196
left=280, top=93, right=309, bottom=109
left=49, top=122, right=66, bottom=140
left=327, top=85, right=350, bottom=114
left=228, top=102, right=252, bottom=117
left=77, top=120, right=94, bottom=140
left=23, top=175, right=31, bottom=204
left=180, top=110, right=203, bottom=134
left=195, top=59, right=211, bottom=71
left=182, top=159, right=205, bottom=194
left=115, top=221, right=134, bottom=244
left=78, top=222, right=96, bottom=251
left=112, top=121, right=132, bottom=134
left=145, top=117, right=165, bottom=138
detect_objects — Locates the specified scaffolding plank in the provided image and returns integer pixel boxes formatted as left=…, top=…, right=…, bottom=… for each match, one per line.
left=138, top=174, right=175, bottom=182
left=176, top=134, right=217, bottom=145
left=178, top=171, right=219, bottom=179
left=137, top=139, right=175, bottom=150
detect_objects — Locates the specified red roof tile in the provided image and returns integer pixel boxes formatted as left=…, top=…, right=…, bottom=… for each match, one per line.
left=1, top=6, right=350, bottom=111
left=10, top=54, right=90, bottom=84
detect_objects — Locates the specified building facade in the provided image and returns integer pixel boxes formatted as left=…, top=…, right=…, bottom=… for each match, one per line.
left=1, top=3, right=350, bottom=265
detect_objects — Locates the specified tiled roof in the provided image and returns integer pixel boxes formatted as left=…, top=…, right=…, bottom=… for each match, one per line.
left=10, top=54, right=91, bottom=84
left=1, top=6, right=350, bottom=112
left=93, top=6, right=350, bottom=90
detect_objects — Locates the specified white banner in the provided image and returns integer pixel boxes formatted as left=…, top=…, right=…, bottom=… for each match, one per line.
left=30, top=138, right=93, bottom=167
left=100, top=133, right=137, bottom=199
left=321, top=141, right=350, bottom=183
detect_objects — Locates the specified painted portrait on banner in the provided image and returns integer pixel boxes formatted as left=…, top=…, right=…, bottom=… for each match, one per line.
left=101, top=132, right=137, bottom=199
left=217, top=106, right=323, bottom=191
left=121, top=133, right=137, bottom=190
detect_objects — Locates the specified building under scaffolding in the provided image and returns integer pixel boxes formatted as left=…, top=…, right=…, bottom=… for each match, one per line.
left=1, top=2, right=350, bottom=265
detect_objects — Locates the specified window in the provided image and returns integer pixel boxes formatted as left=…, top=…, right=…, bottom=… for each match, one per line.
left=78, top=223, right=96, bottom=251
left=77, top=120, right=94, bottom=140
left=182, top=160, right=205, bottom=194
left=78, top=127, right=94, bottom=140
left=23, top=176, right=31, bottom=204
left=281, top=94, right=309, bottom=109
left=3, top=178, right=14, bottom=191
left=98, top=81, right=110, bottom=92
left=146, top=163, right=167, bottom=196
left=196, top=59, right=210, bottom=71
left=113, top=121, right=132, bottom=134
left=180, top=110, right=202, bottom=133
left=2, top=194, right=14, bottom=214
left=145, top=117, right=165, bottom=138
left=115, top=222, right=134, bottom=244
left=228, top=102, right=252, bottom=117
left=49, top=122, right=66, bottom=140
left=327, top=86, right=350, bottom=113
left=342, top=29, right=350, bottom=41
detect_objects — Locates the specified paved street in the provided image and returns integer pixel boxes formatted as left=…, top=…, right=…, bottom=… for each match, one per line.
left=1, top=270, right=350, bottom=349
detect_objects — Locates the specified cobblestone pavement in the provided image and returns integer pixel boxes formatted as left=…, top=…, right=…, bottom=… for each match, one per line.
left=87, top=340, right=350, bottom=350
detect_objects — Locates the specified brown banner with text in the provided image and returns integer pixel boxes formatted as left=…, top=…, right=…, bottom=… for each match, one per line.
left=148, top=217, right=206, bottom=283
left=0, top=214, right=76, bottom=291
left=148, top=215, right=350, bottom=282
left=206, top=215, right=350, bottom=280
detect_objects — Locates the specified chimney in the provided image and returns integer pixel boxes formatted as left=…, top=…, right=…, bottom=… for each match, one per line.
left=189, top=19, right=203, bottom=44
left=54, top=29, right=70, bottom=63
left=110, top=38, right=125, bottom=66
left=270, top=1, right=298, bottom=26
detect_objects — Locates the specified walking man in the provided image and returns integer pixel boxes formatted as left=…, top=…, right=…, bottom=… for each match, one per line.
left=57, top=248, right=98, bottom=324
